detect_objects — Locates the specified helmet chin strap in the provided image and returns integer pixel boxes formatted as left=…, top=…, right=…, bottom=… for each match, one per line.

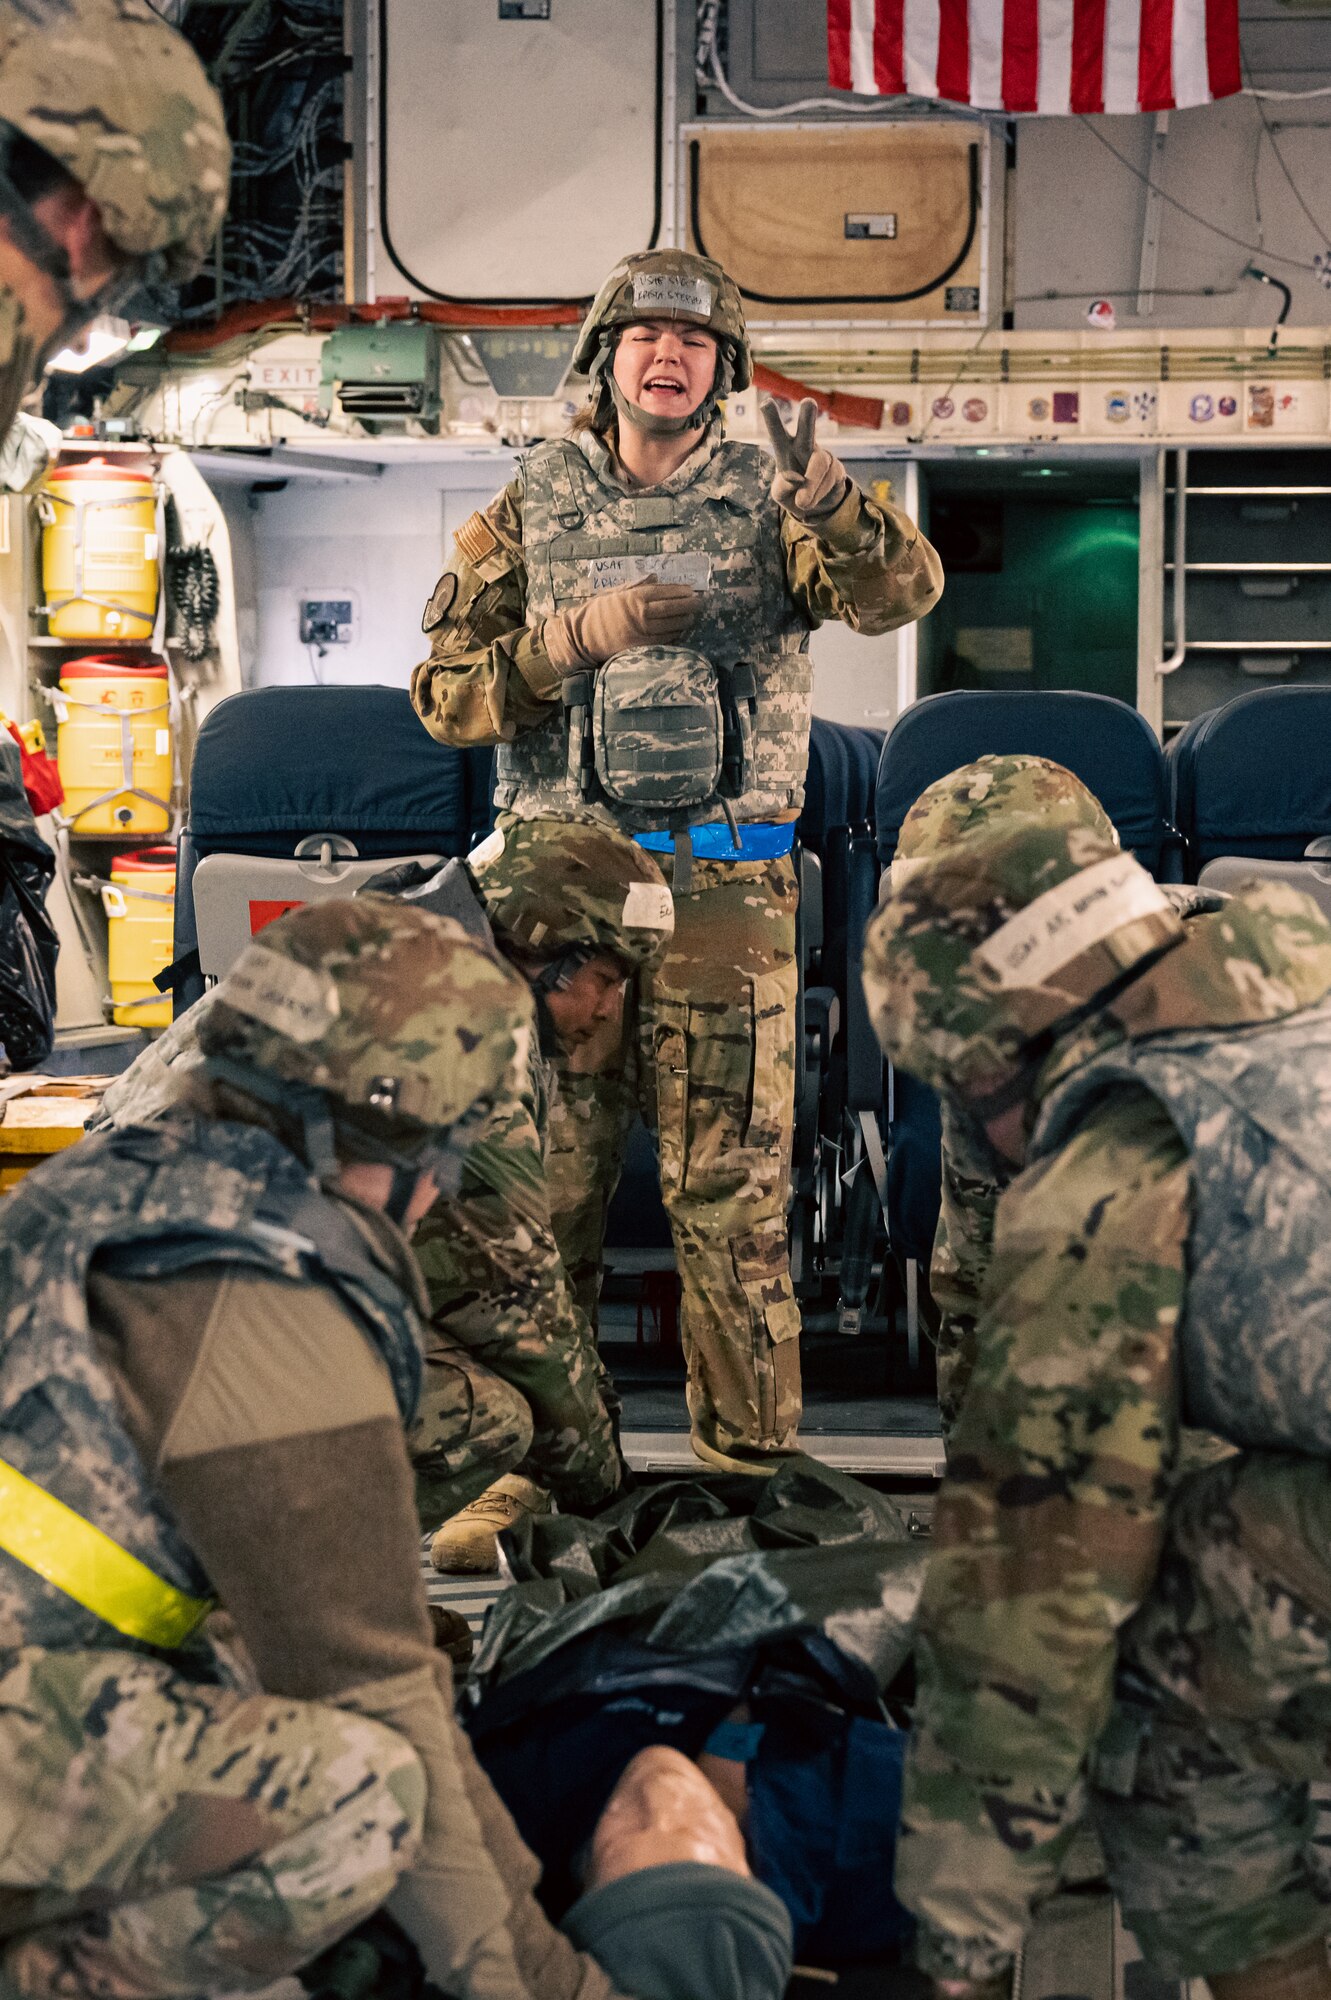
left=608, top=371, right=701, bottom=439
left=384, top=1163, right=420, bottom=1226
left=591, top=335, right=733, bottom=440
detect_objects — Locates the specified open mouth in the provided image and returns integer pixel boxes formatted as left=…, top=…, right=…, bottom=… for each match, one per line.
left=643, top=377, right=686, bottom=397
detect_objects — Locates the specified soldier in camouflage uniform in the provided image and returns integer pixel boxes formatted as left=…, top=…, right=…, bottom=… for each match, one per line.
left=0, top=897, right=626, bottom=2000
left=411, top=247, right=942, bottom=1472
left=863, top=811, right=1331, bottom=2000
left=0, top=0, right=228, bottom=445
left=97, top=821, right=673, bottom=1571
left=892, top=755, right=1120, bottom=1436
left=401, top=815, right=674, bottom=1570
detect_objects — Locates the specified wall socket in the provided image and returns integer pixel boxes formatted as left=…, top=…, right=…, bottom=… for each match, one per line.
left=300, top=597, right=356, bottom=649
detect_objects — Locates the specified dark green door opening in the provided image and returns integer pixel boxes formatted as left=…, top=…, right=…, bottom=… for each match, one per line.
left=921, top=463, right=1139, bottom=706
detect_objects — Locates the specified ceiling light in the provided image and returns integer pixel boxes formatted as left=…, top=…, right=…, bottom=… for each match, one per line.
left=46, top=316, right=132, bottom=375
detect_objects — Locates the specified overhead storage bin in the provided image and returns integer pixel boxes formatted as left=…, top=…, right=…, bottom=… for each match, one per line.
left=683, top=121, right=986, bottom=325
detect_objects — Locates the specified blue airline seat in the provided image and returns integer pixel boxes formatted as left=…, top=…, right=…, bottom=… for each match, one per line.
left=865, top=690, right=1180, bottom=1304
left=1169, top=686, right=1331, bottom=887
left=172, top=686, right=486, bottom=1014
left=877, top=689, right=1181, bottom=876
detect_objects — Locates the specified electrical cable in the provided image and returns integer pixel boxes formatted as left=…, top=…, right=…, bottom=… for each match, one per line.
left=694, top=0, right=908, bottom=118
left=167, top=544, right=220, bottom=661
left=1076, top=117, right=1318, bottom=272
left=1242, top=42, right=1330, bottom=248
left=1245, top=82, right=1331, bottom=101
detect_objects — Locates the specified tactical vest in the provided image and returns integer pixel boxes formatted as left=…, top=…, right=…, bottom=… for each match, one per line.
left=1032, top=997, right=1331, bottom=1455
left=496, top=430, right=812, bottom=830
left=0, top=1118, right=425, bottom=1657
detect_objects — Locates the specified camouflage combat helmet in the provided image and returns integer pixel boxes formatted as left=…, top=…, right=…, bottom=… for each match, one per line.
left=0, top=0, right=230, bottom=293
left=469, top=815, right=674, bottom=982
left=863, top=819, right=1183, bottom=1115
left=895, top=754, right=1118, bottom=877
left=198, top=896, right=533, bottom=1216
left=574, top=249, right=751, bottom=437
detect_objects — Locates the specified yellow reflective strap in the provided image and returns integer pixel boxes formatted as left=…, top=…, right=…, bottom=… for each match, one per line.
left=0, top=1456, right=212, bottom=1649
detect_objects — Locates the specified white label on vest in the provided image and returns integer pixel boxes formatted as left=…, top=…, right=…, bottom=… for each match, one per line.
left=974, top=856, right=1169, bottom=990
left=225, top=948, right=340, bottom=1042
left=623, top=881, right=675, bottom=929
left=631, top=274, right=714, bottom=318
left=468, top=829, right=506, bottom=867
left=585, top=553, right=712, bottom=594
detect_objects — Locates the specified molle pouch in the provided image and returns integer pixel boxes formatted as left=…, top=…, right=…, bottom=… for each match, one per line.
left=590, top=646, right=726, bottom=817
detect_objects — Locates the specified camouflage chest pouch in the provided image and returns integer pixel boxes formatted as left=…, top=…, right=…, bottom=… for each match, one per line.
left=564, top=646, right=756, bottom=845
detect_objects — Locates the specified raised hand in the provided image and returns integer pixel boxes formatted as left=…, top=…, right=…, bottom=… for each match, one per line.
left=761, top=395, right=852, bottom=524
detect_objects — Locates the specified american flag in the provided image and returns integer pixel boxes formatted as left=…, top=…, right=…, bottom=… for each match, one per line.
left=827, top=0, right=1241, bottom=114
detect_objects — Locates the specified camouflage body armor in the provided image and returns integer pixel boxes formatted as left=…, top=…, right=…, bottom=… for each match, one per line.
left=1034, top=997, right=1331, bottom=1455
left=495, top=430, right=811, bottom=829
left=0, top=1119, right=424, bottom=1657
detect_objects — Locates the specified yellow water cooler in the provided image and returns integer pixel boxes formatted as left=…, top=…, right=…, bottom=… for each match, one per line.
left=41, top=459, right=159, bottom=642
left=102, top=847, right=176, bottom=1029
left=55, top=657, right=171, bottom=835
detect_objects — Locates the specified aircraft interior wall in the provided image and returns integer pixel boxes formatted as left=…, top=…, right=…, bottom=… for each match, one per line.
left=216, top=453, right=913, bottom=726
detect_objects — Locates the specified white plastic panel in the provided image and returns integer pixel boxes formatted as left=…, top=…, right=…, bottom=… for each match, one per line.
left=376, top=0, right=661, bottom=302
left=193, top=850, right=443, bottom=977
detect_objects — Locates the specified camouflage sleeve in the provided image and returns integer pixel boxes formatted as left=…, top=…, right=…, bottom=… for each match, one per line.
left=931, top=1101, right=1006, bottom=1441
left=782, top=486, right=944, bottom=636
left=896, top=1090, right=1190, bottom=1982
left=412, top=1071, right=622, bottom=1513
left=409, top=481, right=565, bottom=749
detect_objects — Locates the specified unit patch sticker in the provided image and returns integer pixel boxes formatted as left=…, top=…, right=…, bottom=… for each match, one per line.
left=422, top=572, right=458, bottom=633
left=225, top=948, right=340, bottom=1042
left=974, top=856, right=1168, bottom=990
left=585, top=553, right=712, bottom=593
left=622, top=881, right=675, bottom=929
left=632, top=274, right=714, bottom=318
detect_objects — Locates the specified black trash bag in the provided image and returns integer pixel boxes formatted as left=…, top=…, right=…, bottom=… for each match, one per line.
left=463, top=1459, right=926, bottom=1963
left=0, top=740, right=57, bottom=1071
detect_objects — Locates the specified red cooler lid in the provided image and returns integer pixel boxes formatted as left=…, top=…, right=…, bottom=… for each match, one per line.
left=62, top=657, right=168, bottom=680
left=47, top=458, right=153, bottom=486
left=112, top=846, right=177, bottom=873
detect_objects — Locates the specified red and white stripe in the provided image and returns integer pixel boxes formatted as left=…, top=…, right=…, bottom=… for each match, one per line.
left=827, top=0, right=1240, bottom=113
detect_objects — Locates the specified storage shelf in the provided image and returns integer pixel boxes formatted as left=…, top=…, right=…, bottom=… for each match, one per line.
left=1175, top=639, right=1331, bottom=651
left=1165, top=562, right=1331, bottom=573
left=1167, top=486, right=1331, bottom=498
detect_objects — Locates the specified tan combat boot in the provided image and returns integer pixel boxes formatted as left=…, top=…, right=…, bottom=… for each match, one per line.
left=430, top=1473, right=551, bottom=1574
left=1210, top=1935, right=1331, bottom=2000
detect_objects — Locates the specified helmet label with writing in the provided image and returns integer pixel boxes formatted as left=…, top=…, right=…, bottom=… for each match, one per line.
left=632, top=273, right=715, bottom=318
left=974, top=856, right=1169, bottom=990
left=224, top=948, right=340, bottom=1042
left=623, top=881, right=675, bottom=930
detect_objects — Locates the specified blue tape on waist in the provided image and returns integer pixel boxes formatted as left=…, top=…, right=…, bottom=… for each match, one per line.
left=636, top=822, right=795, bottom=862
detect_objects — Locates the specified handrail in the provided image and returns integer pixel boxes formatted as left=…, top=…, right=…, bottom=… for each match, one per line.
left=1160, top=446, right=1188, bottom=676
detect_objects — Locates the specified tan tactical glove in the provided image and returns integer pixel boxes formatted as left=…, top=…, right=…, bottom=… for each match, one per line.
left=761, top=396, right=852, bottom=524
left=542, top=579, right=703, bottom=674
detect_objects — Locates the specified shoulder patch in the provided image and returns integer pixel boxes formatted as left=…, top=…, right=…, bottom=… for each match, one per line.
left=421, top=571, right=459, bottom=633
left=455, top=510, right=500, bottom=567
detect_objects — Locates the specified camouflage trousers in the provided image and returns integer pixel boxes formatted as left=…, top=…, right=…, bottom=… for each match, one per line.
left=408, top=1286, right=622, bottom=1527
left=408, top=1331, right=536, bottom=1528
left=0, top=1646, right=424, bottom=1999
left=1090, top=1453, right=1331, bottom=1978
left=547, top=853, right=802, bottom=1464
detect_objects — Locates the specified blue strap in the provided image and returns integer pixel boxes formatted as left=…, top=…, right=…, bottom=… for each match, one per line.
left=636, top=822, right=795, bottom=863
left=703, top=1718, right=766, bottom=1763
